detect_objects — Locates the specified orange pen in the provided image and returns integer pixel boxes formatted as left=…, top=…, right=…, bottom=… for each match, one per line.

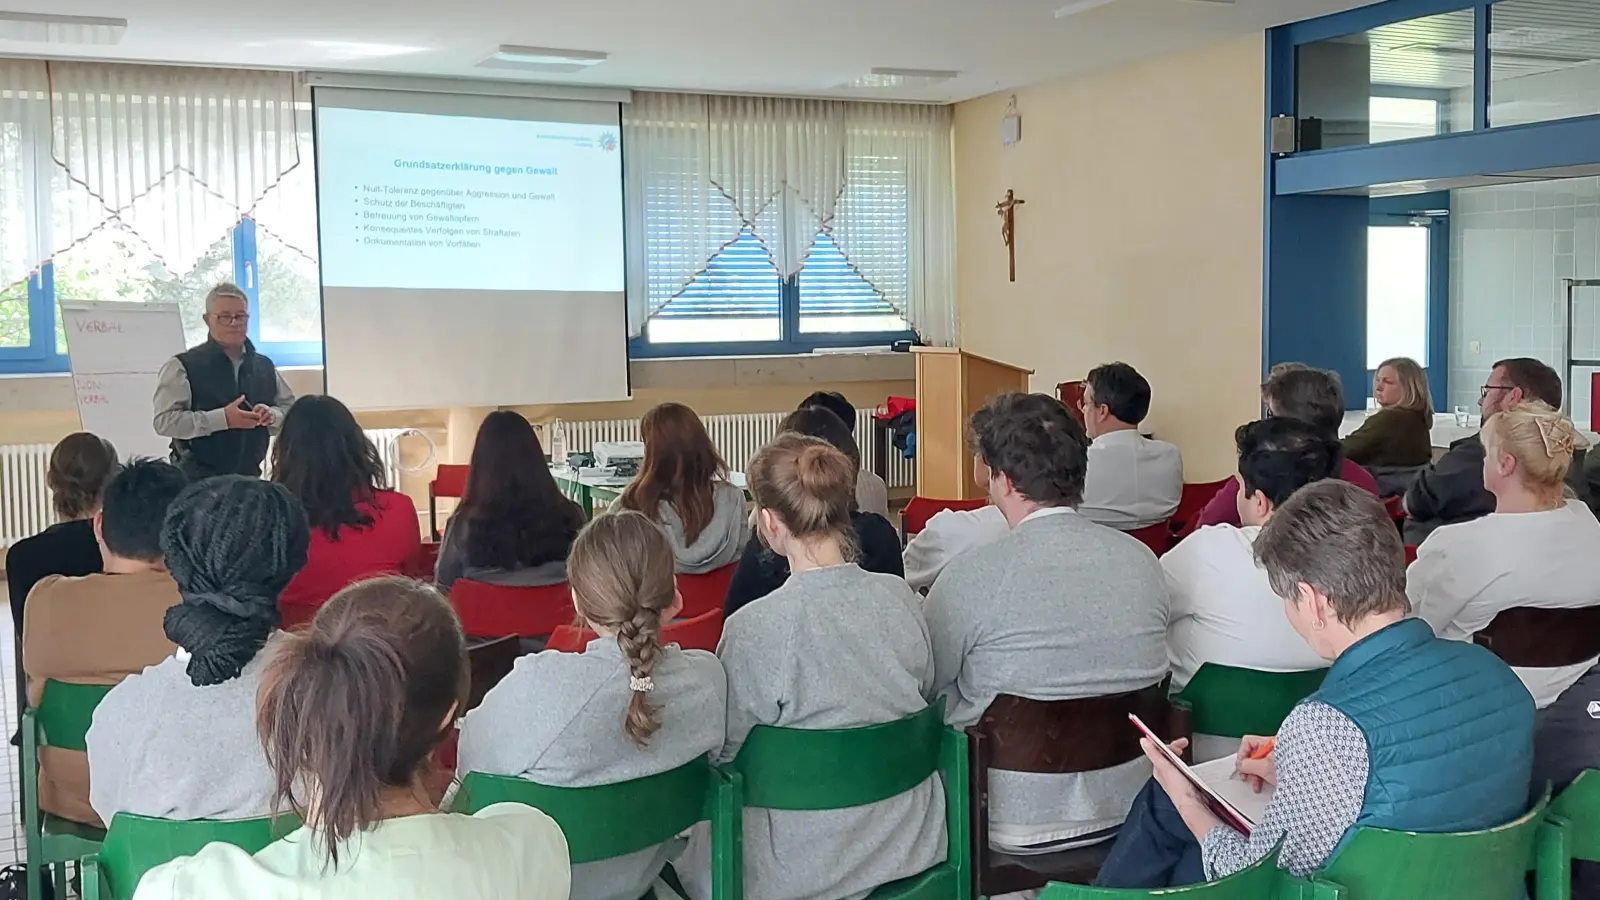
left=1247, top=737, right=1276, bottom=760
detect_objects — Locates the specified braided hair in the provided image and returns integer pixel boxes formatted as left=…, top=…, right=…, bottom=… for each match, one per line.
left=566, top=510, right=676, bottom=746
left=162, top=476, right=311, bottom=686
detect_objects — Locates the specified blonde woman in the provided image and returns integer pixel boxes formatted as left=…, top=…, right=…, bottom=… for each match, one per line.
left=1408, top=400, right=1600, bottom=708
left=1342, top=357, right=1433, bottom=468
left=457, top=510, right=727, bottom=900
left=681, top=434, right=944, bottom=900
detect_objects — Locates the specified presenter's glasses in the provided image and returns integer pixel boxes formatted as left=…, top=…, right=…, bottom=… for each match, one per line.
left=212, top=313, right=250, bottom=325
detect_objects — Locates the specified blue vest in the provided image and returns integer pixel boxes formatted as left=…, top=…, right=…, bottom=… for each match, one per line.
left=1309, top=617, right=1533, bottom=842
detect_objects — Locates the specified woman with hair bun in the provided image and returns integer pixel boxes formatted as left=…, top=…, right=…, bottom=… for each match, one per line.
left=87, top=476, right=308, bottom=824
left=680, top=434, right=945, bottom=900
left=1408, top=400, right=1600, bottom=709
left=133, top=576, right=570, bottom=899
left=458, top=509, right=726, bottom=900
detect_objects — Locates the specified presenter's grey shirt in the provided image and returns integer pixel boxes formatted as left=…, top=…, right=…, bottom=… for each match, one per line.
left=151, top=355, right=295, bottom=441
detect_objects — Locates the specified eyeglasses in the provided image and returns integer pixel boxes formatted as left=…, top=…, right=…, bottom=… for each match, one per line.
left=1480, top=384, right=1515, bottom=400
left=211, top=313, right=249, bottom=325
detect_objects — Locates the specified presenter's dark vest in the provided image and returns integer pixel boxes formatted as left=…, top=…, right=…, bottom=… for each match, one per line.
left=170, top=339, right=278, bottom=479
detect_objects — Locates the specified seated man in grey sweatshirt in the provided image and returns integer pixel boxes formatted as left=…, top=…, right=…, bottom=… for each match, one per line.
left=925, top=392, right=1170, bottom=853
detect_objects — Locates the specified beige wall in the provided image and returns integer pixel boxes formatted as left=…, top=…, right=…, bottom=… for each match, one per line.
left=953, top=33, right=1266, bottom=479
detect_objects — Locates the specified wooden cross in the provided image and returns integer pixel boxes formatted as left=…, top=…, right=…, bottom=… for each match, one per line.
left=995, top=189, right=1025, bottom=282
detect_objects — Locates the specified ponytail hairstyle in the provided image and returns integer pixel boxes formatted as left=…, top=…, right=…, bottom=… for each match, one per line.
left=748, top=433, right=859, bottom=560
left=566, top=510, right=676, bottom=746
left=1482, top=400, right=1588, bottom=500
left=256, top=577, right=468, bottom=868
left=162, top=477, right=310, bottom=686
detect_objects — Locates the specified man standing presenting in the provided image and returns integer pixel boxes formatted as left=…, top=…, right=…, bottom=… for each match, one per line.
left=153, top=283, right=294, bottom=480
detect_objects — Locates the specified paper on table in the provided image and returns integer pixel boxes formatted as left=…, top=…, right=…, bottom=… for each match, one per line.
left=1191, top=756, right=1275, bottom=826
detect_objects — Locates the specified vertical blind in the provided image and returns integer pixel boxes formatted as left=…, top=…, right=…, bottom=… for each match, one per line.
left=624, top=92, right=956, bottom=345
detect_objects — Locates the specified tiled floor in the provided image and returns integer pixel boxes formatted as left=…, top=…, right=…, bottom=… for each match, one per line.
left=0, top=612, right=21, bottom=867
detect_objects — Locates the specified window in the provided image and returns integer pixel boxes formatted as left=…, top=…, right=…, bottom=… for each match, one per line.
left=1367, top=225, right=1431, bottom=368
left=1296, top=8, right=1473, bottom=148
left=626, top=92, right=952, bottom=356
left=0, top=62, right=315, bottom=374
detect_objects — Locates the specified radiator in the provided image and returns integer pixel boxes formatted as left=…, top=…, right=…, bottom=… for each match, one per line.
left=1, top=444, right=54, bottom=550
left=560, top=411, right=914, bottom=489
left=4, top=430, right=410, bottom=550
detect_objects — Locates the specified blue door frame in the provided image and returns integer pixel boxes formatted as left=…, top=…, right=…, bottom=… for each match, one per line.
left=1262, top=0, right=1600, bottom=410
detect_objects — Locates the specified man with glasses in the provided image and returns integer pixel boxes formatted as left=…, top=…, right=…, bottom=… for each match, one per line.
left=1402, top=357, right=1563, bottom=544
left=153, top=282, right=295, bottom=480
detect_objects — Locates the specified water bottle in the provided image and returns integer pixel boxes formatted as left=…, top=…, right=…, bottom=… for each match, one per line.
left=549, top=418, right=568, bottom=467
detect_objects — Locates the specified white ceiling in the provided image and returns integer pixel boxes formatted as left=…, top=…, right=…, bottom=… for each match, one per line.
left=3, top=0, right=1381, bottom=102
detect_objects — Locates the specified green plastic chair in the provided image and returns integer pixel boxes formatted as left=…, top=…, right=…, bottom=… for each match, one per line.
left=21, top=679, right=113, bottom=900
left=1313, top=793, right=1566, bottom=900
left=1549, top=769, right=1600, bottom=894
left=729, top=703, right=969, bottom=900
left=455, top=757, right=741, bottom=900
left=1035, top=845, right=1339, bottom=899
left=78, top=812, right=296, bottom=900
left=1171, top=665, right=1328, bottom=739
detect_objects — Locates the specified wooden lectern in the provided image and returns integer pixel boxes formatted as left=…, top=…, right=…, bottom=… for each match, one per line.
left=912, top=347, right=1034, bottom=499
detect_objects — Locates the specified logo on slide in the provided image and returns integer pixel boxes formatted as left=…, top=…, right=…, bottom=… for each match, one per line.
left=598, top=132, right=619, bottom=152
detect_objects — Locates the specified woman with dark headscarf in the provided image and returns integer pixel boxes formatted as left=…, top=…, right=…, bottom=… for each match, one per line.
left=86, top=476, right=310, bottom=824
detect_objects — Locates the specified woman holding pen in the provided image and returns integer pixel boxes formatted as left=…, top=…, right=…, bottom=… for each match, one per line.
left=1094, top=482, right=1535, bottom=888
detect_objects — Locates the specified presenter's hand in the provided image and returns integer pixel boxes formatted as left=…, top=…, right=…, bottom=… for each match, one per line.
left=223, top=396, right=261, bottom=430
left=250, top=403, right=273, bottom=426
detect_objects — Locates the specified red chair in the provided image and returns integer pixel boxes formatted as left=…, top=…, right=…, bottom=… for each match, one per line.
left=279, top=602, right=318, bottom=631
left=429, top=464, right=470, bottom=541
left=450, top=579, right=574, bottom=639
left=546, top=608, right=726, bottom=654
left=901, top=497, right=989, bottom=540
left=402, top=542, right=442, bottom=580
left=1056, top=381, right=1088, bottom=428
left=1404, top=545, right=1418, bottom=565
left=1125, top=523, right=1172, bottom=556
left=1169, top=478, right=1231, bottom=543
left=677, top=564, right=736, bottom=618
left=1383, top=495, right=1406, bottom=534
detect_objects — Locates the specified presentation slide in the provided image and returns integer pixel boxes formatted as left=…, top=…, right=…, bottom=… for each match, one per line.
left=316, top=107, right=624, bottom=293
left=312, top=87, right=631, bottom=412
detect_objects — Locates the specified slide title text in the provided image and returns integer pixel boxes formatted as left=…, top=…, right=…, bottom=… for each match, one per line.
left=394, top=159, right=558, bottom=177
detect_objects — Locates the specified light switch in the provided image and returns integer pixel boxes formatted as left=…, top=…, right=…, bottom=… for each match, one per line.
left=1469, top=340, right=1482, bottom=354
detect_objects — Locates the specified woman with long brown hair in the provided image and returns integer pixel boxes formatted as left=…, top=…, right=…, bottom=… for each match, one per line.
left=458, top=510, right=726, bottom=900
left=133, top=576, right=570, bottom=900
left=435, top=411, right=585, bottom=592
left=680, top=434, right=943, bottom=900
left=614, top=402, right=746, bottom=573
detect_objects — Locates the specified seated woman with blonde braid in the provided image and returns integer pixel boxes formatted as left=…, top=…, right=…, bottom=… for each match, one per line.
left=458, top=509, right=727, bottom=900
left=1408, top=400, right=1600, bottom=709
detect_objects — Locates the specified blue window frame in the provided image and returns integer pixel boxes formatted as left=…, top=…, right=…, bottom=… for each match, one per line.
left=629, top=229, right=914, bottom=359
left=0, top=217, right=322, bottom=374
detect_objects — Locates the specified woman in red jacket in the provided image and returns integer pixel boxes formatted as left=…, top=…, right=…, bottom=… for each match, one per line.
left=271, top=396, right=421, bottom=620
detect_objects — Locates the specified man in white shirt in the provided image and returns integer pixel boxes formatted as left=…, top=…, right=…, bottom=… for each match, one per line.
left=1164, top=418, right=1337, bottom=748
left=1078, top=363, right=1183, bottom=530
left=901, top=461, right=1010, bottom=592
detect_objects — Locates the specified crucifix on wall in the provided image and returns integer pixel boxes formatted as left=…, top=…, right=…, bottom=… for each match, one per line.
left=995, top=189, right=1025, bottom=282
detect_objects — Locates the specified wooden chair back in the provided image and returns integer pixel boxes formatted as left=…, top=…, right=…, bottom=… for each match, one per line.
left=968, top=679, right=1187, bottom=896
left=466, top=634, right=520, bottom=712
left=1473, top=605, right=1600, bottom=668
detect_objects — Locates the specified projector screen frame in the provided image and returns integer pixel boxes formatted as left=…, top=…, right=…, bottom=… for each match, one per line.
left=307, top=84, right=633, bottom=411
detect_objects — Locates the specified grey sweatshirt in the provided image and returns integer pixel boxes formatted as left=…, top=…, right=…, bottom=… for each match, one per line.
left=612, top=481, right=748, bottom=574
left=457, top=640, right=727, bottom=900
left=86, top=648, right=276, bottom=824
left=434, top=515, right=569, bottom=593
left=680, top=564, right=947, bottom=900
left=924, top=508, right=1170, bottom=848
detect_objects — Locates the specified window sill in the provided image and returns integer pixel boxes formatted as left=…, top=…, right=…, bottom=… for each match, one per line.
left=0, top=352, right=915, bottom=415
